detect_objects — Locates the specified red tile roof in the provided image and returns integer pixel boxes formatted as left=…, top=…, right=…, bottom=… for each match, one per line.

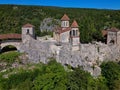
left=102, top=27, right=120, bottom=36
left=108, top=27, right=119, bottom=32
left=0, top=34, right=21, bottom=40
left=71, top=20, right=79, bottom=28
left=22, top=23, right=34, bottom=28
left=54, top=27, right=71, bottom=34
left=61, top=14, right=70, bottom=21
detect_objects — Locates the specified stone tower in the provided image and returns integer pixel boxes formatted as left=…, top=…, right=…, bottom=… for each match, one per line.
left=70, top=20, right=80, bottom=50
left=22, top=23, right=35, bottom=43
left=70, top=20, right=80, bottom=45
left=61, top=14, right=70, bottom=28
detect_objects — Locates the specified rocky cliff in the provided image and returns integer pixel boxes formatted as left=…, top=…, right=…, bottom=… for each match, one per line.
left=40, top=18, right=60, bottom=32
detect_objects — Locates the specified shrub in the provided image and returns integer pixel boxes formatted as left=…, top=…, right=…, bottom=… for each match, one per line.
left=100, top=61, right=120, bottom=89
left=0, top=51, right=21, bottom=63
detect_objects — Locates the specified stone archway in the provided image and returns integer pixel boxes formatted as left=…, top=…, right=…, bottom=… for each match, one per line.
left=109, top=39, right=115, bottom=44
left=1, top=45, right=17, bottom=53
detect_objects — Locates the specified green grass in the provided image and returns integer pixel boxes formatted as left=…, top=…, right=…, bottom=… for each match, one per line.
left=0, top=51, right=21, bottom=64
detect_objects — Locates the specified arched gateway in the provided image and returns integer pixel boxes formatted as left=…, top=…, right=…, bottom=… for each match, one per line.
left=0, top=34, right=22, bottom=52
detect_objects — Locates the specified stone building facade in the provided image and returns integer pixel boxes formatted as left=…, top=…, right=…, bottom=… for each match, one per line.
left=107, top=28, right=120, bottom=45
left=53, top=14, right=80, bottom=50
left=102, top=28, right=120, bottom=45
left=22, top=23, right=35, bottom=43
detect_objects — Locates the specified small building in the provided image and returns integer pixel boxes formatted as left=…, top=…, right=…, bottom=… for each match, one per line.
left=53, top=14, right=80, bottom=50
left=102, top=27, right=120, bottom=45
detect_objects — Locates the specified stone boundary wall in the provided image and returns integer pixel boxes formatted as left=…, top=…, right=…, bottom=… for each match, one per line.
left=19, top=36, right=120, bottom=77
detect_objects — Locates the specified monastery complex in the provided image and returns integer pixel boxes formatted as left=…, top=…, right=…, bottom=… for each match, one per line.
left=0, top=14, right=120, bottom=76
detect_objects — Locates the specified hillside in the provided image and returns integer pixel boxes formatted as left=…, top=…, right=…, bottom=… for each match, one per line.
left=0, top=51, right=120, bottom=90
left=0, top=5, right=120, bottom=42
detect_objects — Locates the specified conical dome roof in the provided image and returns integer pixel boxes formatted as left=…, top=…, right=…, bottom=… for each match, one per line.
left=61, top=14, right=70, bottom=21
left=71, top=20, right=79, bottom=28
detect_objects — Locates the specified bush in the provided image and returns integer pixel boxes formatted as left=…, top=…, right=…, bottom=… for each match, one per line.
left=100, top=61, right=120, bottom=90
left=0, top=51, right=21, bottom=63
left=33, top=60, right=67, bottom=90
left=67, top=66, right=109, bottom=90
left=2, top=60, right=120, bottom=90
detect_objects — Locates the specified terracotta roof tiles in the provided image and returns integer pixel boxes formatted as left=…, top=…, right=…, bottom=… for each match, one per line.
left=71, top=20, right=79, bottom=28
left=22, top=23, right=34, bottom=28
left=54, top=27, right=71, bottom=34
left=61, top=14, right=70, bottom=21
left=108, top=27, right=119, bottom=32
left=0, top=34, right=21, bottom=40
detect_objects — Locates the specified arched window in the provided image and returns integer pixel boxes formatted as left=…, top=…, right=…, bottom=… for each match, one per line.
left=27, top=29, right=29, bottom=34
left=110, top=39, right=115, bottom=44
left=76, top=30, right=78, bottom=36
left=73, top=30, right=75, bottom=36
left=70, top=31, right=72, bottom=36
left=76, top=30, right=79, bottom=36
left=64, top=22, right=66, bottom=27
left=66, top=22, right=68, bottom=27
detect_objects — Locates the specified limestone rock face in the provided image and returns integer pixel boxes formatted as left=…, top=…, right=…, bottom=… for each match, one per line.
left=40, top=18, right=60, bottom=32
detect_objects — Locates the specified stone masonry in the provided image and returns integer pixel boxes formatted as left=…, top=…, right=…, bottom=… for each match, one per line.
left=19, top=34, right=120, bottom=77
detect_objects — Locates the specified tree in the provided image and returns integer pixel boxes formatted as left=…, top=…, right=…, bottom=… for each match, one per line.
left=67, top=67, right=93, bottom=90
left=100, top=61, right=120, bottom=89
left=33, top=60, right=67, bottom=90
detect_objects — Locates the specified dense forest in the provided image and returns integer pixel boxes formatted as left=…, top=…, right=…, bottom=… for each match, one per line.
left=0, top=51, right=120, bottom=90
left=0, top=5, right=120, bottom=42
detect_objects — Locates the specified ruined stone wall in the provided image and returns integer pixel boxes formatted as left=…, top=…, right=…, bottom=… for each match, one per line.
left=20, top=36, right=120, bottom=77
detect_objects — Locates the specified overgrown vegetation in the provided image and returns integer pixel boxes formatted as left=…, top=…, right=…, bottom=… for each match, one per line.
left=0, top=58, right=120, bottom=90
left=39, top=30, right=53, bottom=37
left=100, top=61, right=120, bottom=90
left=1, top=5, right=120, bottom=42
left=0, top=51, right=21, bottom=63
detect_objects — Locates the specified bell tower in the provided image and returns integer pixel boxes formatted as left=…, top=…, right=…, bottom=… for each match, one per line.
left=22, top=23, right=35, bottom=43
left=61, top=14, right=70, bottom=29
left=70, top=20, right=80, bottom=50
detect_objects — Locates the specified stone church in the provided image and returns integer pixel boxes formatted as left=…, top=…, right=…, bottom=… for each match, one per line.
left=53, top=14, right=80, bottom=50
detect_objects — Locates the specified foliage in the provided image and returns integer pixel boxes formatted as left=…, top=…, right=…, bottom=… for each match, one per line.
left=0, top=5, right=120, bottom=42
left=0, top=51, right=21, bottom=63
left=67, top=67, right=108, bottom=90
left=101, top=61, right=120, bottom=90
left=33, top=60, right=67, bottom=90
left=39, top=30, right=53, bottom=37
left=0, top=60, right=67, bottom=90
left=112, top=79, right=120, bottom=90
left=0, top=65, right=44, bottom=90
left=0, top=60, right=120, bottom=90
left=91, top=76, right=108, bottom=90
